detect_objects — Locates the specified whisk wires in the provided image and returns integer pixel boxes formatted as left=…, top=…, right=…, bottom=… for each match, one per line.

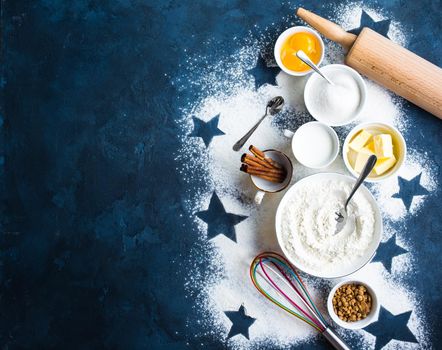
left=250, top=252, right=328, bottom=332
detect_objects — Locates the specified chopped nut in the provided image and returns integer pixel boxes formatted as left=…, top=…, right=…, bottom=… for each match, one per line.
left=332, top=283, right=372, bottom=323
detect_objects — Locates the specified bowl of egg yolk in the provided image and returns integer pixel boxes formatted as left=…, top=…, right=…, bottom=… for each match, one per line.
left=274, top=26, right=324, bottom=76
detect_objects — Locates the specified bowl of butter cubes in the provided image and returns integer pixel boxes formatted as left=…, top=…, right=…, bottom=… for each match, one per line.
left=343, top=122, right=406, bottom=182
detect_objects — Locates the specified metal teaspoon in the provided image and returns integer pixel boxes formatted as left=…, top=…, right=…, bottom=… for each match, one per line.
left=296, top=50, right=334, bottom=85
left=232, top=96, right=285, bottom=151
left=334, top=154, right=378, bottom=235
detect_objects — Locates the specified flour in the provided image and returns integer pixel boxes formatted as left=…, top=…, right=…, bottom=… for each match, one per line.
left=176, top=3, right=435, bottom=349
left=368, top=148, right=437, bottom=221
left=333, top=2, right=407, bottom=47
left=280, top=179, right=376, bottom=275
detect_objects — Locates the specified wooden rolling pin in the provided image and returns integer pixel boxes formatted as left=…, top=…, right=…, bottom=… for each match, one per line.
left=297, top=8, right=442, bottom=119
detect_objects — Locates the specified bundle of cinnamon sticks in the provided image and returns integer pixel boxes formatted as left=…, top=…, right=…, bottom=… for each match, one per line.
left=240, top=145, right=287, bottom=183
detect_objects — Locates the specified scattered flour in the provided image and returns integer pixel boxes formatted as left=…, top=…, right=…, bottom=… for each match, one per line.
left=370, top=148, right=437, bottom=221
left=176, top=3, right=436, bottom=349
left=333, top=2, right=407, bottom=47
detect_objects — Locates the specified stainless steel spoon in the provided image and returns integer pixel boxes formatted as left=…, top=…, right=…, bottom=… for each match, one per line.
left=232, top=96, right=284, bottom=151
left=334, top=154, right=377, bottom=234
left=296, top=50, right=334, bottom=85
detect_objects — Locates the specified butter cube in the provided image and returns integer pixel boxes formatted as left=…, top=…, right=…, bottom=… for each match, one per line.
left=374, top=156, right=396, bottom=175
left=349, top=129, right=372, bottom=151
left=373, top=134, right=393, bottom=158
left=359, top=141, right=375, bottom=155
left=353, top=151, right=372, bottom=173
left=347, top=150, right=358, bottom=169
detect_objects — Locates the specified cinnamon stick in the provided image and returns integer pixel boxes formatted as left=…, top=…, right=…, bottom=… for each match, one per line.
left=245, top=165, right=286, bottom=176
left=249, top=145, right=283, bottom=169
left=240, top=164, right=285, bottom=183
left=254, top=174, right=284, bottom=183
left=241, top=153, right=273, bottom=169
left=265, top=156, right=283, bottom=169
left=249, top=145, right=266, bottom=161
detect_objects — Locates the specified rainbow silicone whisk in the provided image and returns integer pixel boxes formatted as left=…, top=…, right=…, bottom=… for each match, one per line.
left=250, top=252, right=351, bottom=350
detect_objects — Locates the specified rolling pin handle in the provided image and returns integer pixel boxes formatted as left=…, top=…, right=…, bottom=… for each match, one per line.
left=296, top=8, right=357, bottom=51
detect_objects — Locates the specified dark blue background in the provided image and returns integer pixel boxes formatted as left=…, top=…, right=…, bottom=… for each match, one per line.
left=1, top=0, right=441, bottom=349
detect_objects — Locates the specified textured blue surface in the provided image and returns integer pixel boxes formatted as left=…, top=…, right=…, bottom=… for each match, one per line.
left=1, top=0, right=441, bottom=349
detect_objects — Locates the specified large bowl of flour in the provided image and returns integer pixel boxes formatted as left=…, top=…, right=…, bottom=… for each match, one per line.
left=275, top=173, right=382, bottom=278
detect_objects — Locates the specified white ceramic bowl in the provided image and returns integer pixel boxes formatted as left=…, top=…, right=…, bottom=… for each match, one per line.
left=274, top=26, right=325, bottom=76
left=275, top=173, right=382, bottom=279
left=343, top=122, right=407, bottom=182
left=327, top=279, right=380, bottom=329
left=304, top=64, right=367, bottom=126
left=285, top=122, right=339, bottom=169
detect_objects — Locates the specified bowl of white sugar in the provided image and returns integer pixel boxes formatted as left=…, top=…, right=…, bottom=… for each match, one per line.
left=275, top=173, right=382, bottom=279
left=304, top=64, right=367, bottom=126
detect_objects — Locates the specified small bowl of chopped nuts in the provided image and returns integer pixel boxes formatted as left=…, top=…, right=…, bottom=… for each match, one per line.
left=327, top=280, right=380, bottom=330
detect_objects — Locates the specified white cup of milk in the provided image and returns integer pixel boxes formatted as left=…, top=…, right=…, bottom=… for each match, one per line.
left=249, top=150, right=293, bottom=205
left=284, top=122, right=340, bottom=169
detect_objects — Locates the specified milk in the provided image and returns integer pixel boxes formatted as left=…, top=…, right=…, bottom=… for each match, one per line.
left=289, top=122, right=339, bottom=168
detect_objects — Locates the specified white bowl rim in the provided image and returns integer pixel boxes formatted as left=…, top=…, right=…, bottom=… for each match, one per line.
left=342, top=121, right=407, bottom=183
left=275, top=172, right=383, bottom=279
left=274, top=26, right=325, bottom=77
left=291, top=121, right=340, bottom=169
left=326, top=279, right=380, bottom=329
left=304, top=64, right=367, bottom=126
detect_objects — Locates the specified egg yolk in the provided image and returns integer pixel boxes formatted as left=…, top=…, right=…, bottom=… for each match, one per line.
left=280, top=32, right=322, bottom=72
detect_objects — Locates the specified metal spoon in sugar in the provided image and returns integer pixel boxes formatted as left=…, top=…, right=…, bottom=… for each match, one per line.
left=296, top=50, right=334, bottom=85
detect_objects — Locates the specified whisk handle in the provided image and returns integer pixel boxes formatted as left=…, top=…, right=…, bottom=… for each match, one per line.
left=322, top=328, right=351, bottom=350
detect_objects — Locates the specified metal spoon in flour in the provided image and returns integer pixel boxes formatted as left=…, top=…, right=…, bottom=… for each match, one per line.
left=232, top=96, right=284, bottom=151
left=334, top=155, right=377, bottom=235
left=296, top=50, right=334, bottom=85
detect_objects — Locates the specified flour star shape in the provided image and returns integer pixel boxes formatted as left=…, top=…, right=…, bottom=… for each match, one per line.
left=196, top=192, right=247, bottom=242
left=392, top=173, right=429, bottom=210
left=364, top=307, right=417, bottom=350
left=372, top=234, right=407, bottom=273
left=189, top=114, right=225, bottom=147
left=349, top=10, right=391, bottom=38
left=248, top=55, right=280, bottom=89
left=225, top=305, right=256, bottom=340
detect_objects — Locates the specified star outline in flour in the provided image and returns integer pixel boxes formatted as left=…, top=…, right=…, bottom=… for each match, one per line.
left=348, top=10, right=391, bottom=38
left=371, top=233, right=408, bottom=273
left=189, top=114, right=225, bottom=147
left=247, top=54, right=280, bottom=89
left=224, top=304, right=256, bottom=340
left=364, top=306, right=418, bottom=350
left=195, top=192, right=247, bottom=242
left=392, top=173, right=429, bottom=210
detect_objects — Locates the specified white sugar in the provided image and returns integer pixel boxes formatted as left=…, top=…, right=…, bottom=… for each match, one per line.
left=308, top=69, right=362, bottom=125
